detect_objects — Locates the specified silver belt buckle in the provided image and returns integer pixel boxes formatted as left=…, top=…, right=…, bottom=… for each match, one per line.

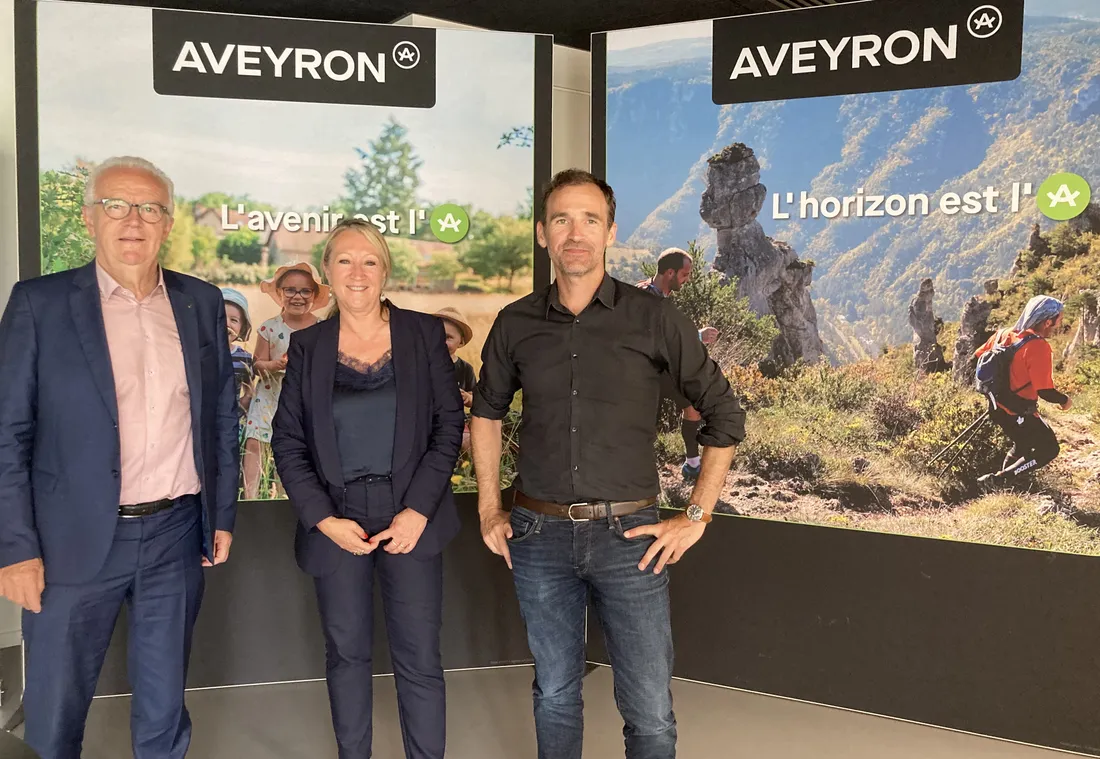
left=567, top=503, right=593, bottom=522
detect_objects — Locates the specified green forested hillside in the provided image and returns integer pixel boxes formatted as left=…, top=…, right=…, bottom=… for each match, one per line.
left=607, top=16, right=1100, bottom=360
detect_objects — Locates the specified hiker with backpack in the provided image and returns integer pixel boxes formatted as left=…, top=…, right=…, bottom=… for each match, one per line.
left=973, top=295, right=1071, bottom=484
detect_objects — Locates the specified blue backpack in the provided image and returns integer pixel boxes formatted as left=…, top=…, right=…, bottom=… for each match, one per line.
left=974, top=330, right=1041, bottom=415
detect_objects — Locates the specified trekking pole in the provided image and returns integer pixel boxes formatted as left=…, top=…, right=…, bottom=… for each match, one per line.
left=935, top=415, right=990, bottom=477
left=927, top=410, right=989, bottom=466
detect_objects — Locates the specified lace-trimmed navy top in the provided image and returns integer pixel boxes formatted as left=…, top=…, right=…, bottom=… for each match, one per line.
left=333, top=350, right=396, bottom=480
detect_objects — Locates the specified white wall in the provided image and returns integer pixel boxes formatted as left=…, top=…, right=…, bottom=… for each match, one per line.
left=551, top=45, right=591, bottom=174
left=0, top=0, right=22, bottom=650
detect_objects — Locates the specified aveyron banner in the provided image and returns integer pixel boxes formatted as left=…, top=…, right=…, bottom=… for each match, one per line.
left=31, top=2, right=547, bottom=501
left=599, top=0, right=1100, bottom=557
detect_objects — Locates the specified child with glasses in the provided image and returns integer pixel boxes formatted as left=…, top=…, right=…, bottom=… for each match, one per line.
left=243, top=263, right=331, bottom=500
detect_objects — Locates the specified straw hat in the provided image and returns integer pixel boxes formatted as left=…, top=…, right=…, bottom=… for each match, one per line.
left=220, top=287, right=252, bottom=341
left=435, top=306, right=473, bottom=345
left=260, top=261, right=331, bottom=311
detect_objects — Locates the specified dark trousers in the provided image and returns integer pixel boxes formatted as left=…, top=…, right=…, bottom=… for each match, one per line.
left=23, top=496, right=205, bottom=759
left=509, top=504, right=676, bottom=759
left=991, top=409, right=1060, bottom=478
left=314, top=478, right=446, bottom=759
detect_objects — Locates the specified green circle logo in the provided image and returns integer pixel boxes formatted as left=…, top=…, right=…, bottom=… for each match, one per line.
left=429, top=204, right=470, bottom=244
left=1036, top=172, right=1091, bottom=221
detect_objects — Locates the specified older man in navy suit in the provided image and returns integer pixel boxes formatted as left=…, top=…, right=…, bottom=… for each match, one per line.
left=0, top=156, right=239, bottom=758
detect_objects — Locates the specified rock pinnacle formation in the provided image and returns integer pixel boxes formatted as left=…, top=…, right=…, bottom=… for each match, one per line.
left=951, top=280, right=998, bottom=385
left=908, top=278, right=950, bottom=374
left=700, top=143, right=824, bottom=370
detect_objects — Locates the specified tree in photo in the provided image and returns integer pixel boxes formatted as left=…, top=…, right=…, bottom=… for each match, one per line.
left=425, top=250, right=463, bottom=285
left=517, top=186, right=534, bottom=221
left=39, top=167, right=95, bottom=274
left=191, top=223, right=219, bottom=266
left=387, top=238, right=421, bottom=288
left=497, top=125, right=534, bottom=149
left=311, top=240, right=326, bottom=274
left=160, top=200, right=195, bottom=272
left=459, top=215, right=532, bottom=291
left=217, top=228, right=264, bottom=265
left=342, top=117, right=424, bottom=221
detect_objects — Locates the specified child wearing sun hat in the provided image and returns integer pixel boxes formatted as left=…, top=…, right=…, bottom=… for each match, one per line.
left=435, top=306, right=476, bottom=451
left=221, top=286, right=256, bottom=429
left=242, top=262, right=331, bottom=499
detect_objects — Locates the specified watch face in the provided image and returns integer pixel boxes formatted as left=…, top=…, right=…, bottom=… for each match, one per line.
left=686, top=505, right=702, bottom=521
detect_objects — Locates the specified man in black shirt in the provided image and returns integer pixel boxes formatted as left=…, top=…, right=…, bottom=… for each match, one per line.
left=470, top=169, right=745, bottom=759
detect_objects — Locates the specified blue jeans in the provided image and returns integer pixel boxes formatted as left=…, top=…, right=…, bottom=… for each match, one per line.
left=509, top=503, right=676, bottom=759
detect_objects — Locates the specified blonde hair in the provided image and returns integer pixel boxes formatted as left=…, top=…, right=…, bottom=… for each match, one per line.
left=319, top=218, right=393, bottom=317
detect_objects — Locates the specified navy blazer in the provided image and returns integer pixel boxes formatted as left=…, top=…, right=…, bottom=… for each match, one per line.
left=0, top=261, right=240, bottom=585
left=270, top=303, right=465, bottom=577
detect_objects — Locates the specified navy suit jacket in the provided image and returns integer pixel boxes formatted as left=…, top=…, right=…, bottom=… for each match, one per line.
left=0, top=261, right=240, bottom=585
left=270, top=304, right=464, bottom=578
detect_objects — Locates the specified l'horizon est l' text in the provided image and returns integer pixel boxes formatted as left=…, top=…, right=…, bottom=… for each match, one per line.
left=220, top=205, right=429, bottom=235
left=771, top=183, right=1037, bottom=221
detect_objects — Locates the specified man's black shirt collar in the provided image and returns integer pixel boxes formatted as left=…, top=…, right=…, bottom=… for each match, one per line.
left=545, top=273, right=618, bottom=319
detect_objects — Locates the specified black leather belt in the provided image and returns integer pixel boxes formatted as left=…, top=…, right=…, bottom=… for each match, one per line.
left=119, top=498, right=176, bottom=518
left=346, top=474, right=391, bottom=485
left=513, top=491, right=657, bottom=521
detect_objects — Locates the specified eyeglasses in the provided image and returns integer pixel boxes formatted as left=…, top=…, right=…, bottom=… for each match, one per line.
left=281, top=287, right=315, bottom=299
left=94, top=198, right=169, bottom=223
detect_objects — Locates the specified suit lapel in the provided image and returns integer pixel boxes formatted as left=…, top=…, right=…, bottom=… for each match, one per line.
left=164, top=272, right=203, bottom=432
left=70, top=262, right=119, bottom=423
left=312, top=316, right=343, bottom=487
left=389, top=304, right=417, bottom=473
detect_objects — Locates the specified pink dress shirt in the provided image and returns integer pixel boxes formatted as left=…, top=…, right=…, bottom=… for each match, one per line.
left=96, top=263, right=201, bottom=505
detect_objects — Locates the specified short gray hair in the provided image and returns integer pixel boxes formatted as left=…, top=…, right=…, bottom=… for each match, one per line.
left=83, top=156, right=176, bottom=216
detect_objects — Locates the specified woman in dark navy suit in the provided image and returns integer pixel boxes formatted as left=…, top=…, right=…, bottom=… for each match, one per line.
left=271, top=218, right=464, bottom=759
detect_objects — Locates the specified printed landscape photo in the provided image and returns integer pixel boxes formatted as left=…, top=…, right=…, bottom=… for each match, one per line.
left=34, top=1, right=539, bottom=500
left=603, top=0, right=1100, bottom=556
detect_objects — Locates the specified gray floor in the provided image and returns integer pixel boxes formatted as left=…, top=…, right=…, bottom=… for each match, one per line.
left=62, top=666, right=1081, bottom=757
left=0, top=645, right=23, bottom=732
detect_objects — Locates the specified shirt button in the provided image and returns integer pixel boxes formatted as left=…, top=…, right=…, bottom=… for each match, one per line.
left=572, top=354, right=577, bottom=359
left=572, top=390, right=578, bottom=396
left=571, top=427, right=577, bottom=432
left=573, top=466, right=578, bottom=471
left=574, top=318, right=580, bottom=324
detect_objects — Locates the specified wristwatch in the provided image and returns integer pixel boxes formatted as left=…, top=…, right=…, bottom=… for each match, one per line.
left=684, top=504, right=712, bottom=524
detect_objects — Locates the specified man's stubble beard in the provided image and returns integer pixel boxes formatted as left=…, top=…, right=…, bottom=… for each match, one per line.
left=553, top=247, right=605, bottom=278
